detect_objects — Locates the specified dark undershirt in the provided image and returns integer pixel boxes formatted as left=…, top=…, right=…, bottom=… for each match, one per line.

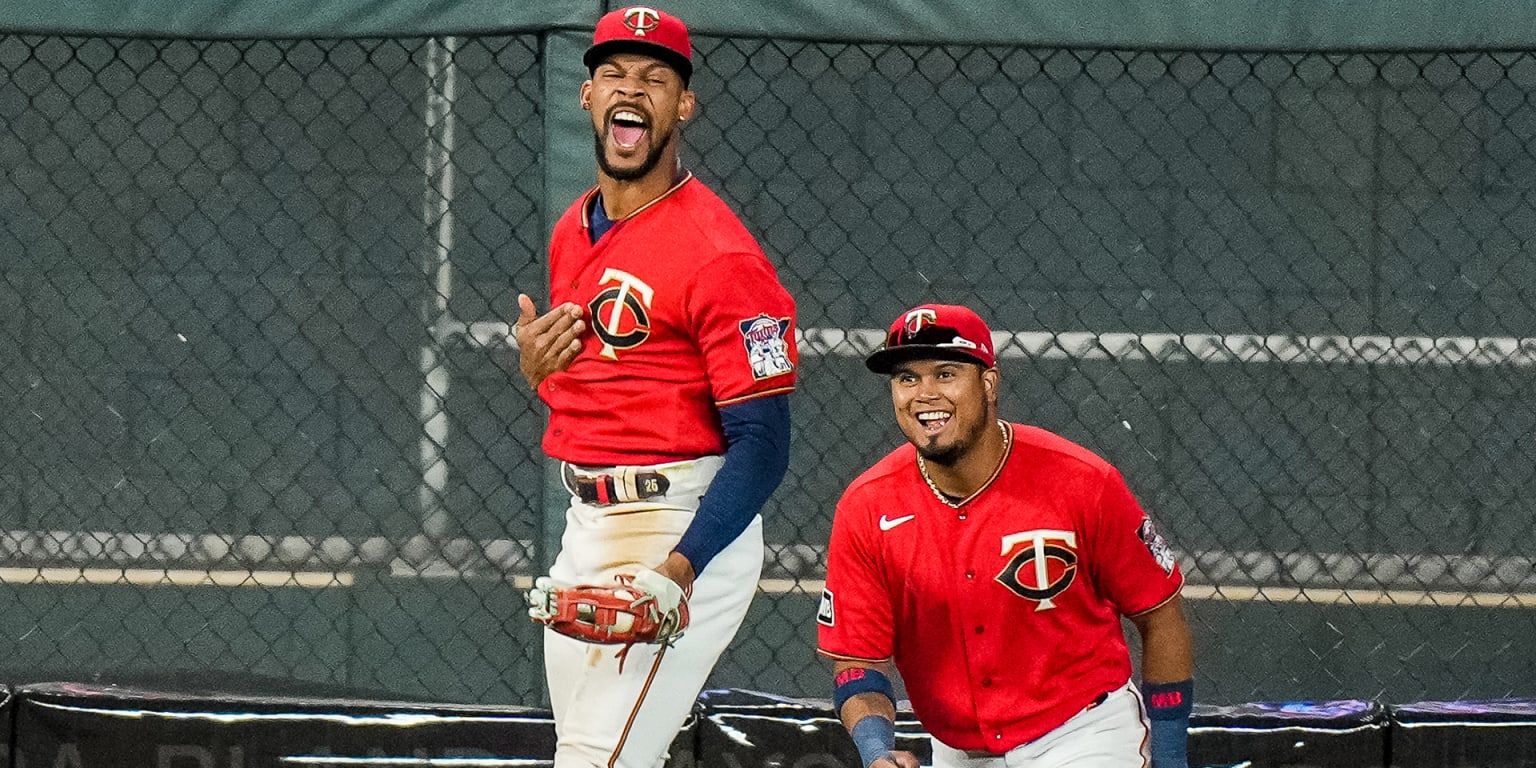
left=589, top=193, right=617, bottom=243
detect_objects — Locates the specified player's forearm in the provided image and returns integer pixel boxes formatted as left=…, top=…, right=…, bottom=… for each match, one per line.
left=832, top=661, right=897, bottom=727
left=672, top=395, right=790, bottom=569
left=1135, top=596, right=1194, bottom=683
left=1134, top=595, right=1194, bottom=768
left=831, top=662, right=907, bottom=768
left=839, top=689, right=896, bottom=731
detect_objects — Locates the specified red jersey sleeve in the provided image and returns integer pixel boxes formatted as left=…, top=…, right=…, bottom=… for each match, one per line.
left=817, top=490, right=895, bottom=661
left=1086, top=468, right=1184, bottom=616
left=683, top=250, right=798, bottom=406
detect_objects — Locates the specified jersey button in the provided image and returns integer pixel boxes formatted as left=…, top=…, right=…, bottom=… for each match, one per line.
left=958, top=513, right=967, bottom=521
left=982, top=678, right=992, bottom=688
left=965, top=571, right=973, bottom=579
left=974, top=626, right=984, bottom=634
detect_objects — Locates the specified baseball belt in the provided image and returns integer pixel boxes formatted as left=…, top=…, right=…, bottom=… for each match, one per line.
left=561, top=463, right=671, bottom=505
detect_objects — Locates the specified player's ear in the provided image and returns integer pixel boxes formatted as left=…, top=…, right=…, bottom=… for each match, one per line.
left=579, top=80, right=593, bottom=110
left=982, top=367, right=999, bottom=400
left=676, top=90, right=696, bottom=123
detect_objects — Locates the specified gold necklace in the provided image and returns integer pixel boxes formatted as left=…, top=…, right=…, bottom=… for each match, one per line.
left=916, top=420, right=1011, bottom=508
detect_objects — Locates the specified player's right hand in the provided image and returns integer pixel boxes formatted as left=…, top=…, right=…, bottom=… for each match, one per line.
left=872, top=751, right=920, bottom=768
left=513, top=294, right=585, bottom=389
left=525, top=575, right=574, bottom=623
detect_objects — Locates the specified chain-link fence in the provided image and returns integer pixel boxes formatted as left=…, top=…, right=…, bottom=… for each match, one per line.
left=2, top=32, right=1535, bottom=707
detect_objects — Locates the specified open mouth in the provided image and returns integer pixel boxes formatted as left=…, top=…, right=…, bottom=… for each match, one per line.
left=609, top=109, right=648, bottom=149
left=916, top=410, right=952, bottom=432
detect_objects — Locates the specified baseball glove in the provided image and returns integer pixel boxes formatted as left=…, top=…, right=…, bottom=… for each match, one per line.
left=526, top=569, right=689, bottom=650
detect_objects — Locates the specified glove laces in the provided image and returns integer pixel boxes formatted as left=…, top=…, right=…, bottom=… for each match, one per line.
left=611, top=574, right=683, bottom=673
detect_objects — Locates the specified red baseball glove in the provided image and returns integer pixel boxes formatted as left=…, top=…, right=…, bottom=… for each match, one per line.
left=526, top=569, right=689, bottom=649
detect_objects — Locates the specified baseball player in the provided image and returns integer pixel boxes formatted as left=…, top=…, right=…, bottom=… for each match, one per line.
left=512, top=6, right=798, bottom=768
left=818, top=304, right=1193, bottom=768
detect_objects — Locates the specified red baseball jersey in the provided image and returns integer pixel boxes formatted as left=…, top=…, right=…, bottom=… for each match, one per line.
left=817, top=422, right=1183, bottom=753
left=540, top=173, right=798, bottom=466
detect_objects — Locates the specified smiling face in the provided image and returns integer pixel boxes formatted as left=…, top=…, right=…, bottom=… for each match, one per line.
left=582, top=52, right=695, bottom=183
left=889, top=359, right=999, bottom=466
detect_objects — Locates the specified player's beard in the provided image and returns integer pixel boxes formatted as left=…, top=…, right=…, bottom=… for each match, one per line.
left=594, top=126, right=674, bottom=181
left=910, top=408, right=992, bottom=468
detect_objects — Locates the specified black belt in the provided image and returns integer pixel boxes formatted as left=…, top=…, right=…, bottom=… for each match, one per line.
left=562, top=464, right=671, bottom=505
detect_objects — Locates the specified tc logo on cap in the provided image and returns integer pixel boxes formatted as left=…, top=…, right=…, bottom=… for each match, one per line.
left=866, top=303, right=998, bottom=373
left=624, top=7, right=662, bottom=36
left=903, top=308, right=937, bottom=336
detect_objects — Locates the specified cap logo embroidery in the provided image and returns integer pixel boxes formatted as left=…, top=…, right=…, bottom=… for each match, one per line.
left=624, top=7, right=662, bottom=36
left=902, top=308, right=937, bottom=336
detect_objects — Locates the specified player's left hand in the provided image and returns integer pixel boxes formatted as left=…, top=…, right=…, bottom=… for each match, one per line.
left=626, top=567, right=686, bottom=621
left=649, top=551, right=697, bottom=596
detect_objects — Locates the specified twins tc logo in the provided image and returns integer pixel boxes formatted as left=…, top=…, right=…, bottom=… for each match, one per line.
left=623, top=7, right=662, bottom=35
left=903, top=307, right=937, bottom=336
left=588, top=268, right=655, bottom=360
left=995, top=529, right=1078, bottom=611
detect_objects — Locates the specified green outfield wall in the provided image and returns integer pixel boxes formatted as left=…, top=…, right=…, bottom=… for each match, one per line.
left=6, top=0, right=1536, bottom=48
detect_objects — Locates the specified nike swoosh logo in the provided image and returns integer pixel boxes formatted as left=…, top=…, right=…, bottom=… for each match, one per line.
left=879, top=514, right=917, bottom=532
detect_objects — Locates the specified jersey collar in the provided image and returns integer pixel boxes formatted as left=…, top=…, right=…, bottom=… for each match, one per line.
left=916, top=420, right=1013, bottom=509
left=580, top=170, right=695, bottom=230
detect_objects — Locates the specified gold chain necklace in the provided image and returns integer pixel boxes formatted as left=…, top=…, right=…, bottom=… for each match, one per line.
left=916, top=420, right=1011, bottom=509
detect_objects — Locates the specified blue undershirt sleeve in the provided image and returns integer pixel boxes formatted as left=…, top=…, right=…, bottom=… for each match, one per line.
left=673, top=394, right=791, bottom=573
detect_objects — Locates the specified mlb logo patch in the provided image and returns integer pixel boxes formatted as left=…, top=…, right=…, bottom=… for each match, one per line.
left=739, top=314, right=794, bottom=380
left=1138, top=518, right=1176, bottom=575
left=817, top=588, right=835, bottom=626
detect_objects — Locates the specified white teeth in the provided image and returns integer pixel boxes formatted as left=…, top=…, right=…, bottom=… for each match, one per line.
left=614, top=110, right=645, bottom=123
left=917, top=412, right=951, bottom=423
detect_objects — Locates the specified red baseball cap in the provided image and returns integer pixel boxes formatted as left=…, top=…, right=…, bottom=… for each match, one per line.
left=584, top=6, right=693, bottom=86
left=865, top=304, right=998, bottom=374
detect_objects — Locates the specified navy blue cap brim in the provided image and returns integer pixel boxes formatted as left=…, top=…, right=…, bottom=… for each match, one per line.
left=584, top=40, right=693, bottom=85
left=865, top=345, right=991, bottom=374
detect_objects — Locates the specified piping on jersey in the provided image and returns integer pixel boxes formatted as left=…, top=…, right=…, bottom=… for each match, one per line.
left=609, top=643, right=671, bottom=768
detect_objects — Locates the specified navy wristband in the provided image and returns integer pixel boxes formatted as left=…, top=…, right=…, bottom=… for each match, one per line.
left=850, top=715, right=895, bottom=768
left=1144, top=678, right=1194, bottom=720
left=1144, top=678, right=1193, bottom=768
left=833, top=666, right=895, bottom=713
